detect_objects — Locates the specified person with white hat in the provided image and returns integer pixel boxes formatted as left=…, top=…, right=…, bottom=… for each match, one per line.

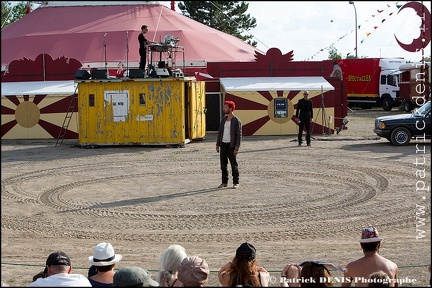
left=88, top=242, right=123, bottom=287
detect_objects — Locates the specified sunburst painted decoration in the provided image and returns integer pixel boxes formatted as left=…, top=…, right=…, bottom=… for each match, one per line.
left=1, top=54, right=82, bottom=139
left=1, top=92, right=78, bottom=140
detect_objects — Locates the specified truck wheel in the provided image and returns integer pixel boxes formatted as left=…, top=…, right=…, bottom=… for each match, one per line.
left=382, top=98, right=392, bottom=111
left=390, top=127, right=411, bottom=146
left=403, top=101, right=413, bottom=112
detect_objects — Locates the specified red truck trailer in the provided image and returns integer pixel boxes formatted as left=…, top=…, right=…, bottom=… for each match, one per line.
left=337, top=58, right=405, bottom=111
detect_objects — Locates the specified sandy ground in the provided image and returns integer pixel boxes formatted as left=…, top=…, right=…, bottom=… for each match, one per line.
left=1, top=107, right=431, bottom=287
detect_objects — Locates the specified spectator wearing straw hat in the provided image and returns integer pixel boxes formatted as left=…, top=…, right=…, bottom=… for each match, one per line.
left=88, top=242, right=123, bottom=287
left=342, top=227, right=398, bottom=287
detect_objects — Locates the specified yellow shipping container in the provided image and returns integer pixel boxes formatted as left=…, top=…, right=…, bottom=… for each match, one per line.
left=77, top=77, right=205, bottom=146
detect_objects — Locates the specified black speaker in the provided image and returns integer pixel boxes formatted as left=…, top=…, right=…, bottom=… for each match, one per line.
left=74, top=69, right=91, bottom=80
left=129, top=69, right=145, bottom=78
left=91, top=69, right=107, bottom=79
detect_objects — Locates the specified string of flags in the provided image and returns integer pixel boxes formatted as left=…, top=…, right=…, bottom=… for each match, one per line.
left=307, top=1, right=408, bottom=60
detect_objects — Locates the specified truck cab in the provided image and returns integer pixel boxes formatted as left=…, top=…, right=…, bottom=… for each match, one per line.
left=377, top=59, right=404, bottom=111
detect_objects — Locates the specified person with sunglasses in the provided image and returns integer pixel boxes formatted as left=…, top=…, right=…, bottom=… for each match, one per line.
left=295, top=91, right=313, bottom=146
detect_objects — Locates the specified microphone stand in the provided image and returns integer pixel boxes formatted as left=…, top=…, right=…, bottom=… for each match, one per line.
left=103, top=33, right=107, bottom=70
left=126, top=31, right=129, bottom=75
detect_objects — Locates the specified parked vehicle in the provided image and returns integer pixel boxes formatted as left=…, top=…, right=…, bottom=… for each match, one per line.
left=338, top=58, right=405, bottom=111
left=398, top=62, right=430, bottom=112
left=374, top=101, right=431, bottom=145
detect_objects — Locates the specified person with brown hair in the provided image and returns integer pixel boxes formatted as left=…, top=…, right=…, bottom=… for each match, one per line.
left=280, top=261, right=345, bottom=287
left=342, top=227, right=398, bottom=287
left=32, top=267, right=48, bottom=282
left=299, top=261, right=334, bottom=287
left=216, top=100, right=242, bottom=189
left=367, top=270, right=390, bottom=287
left=218, top=242, right=270, bottom=287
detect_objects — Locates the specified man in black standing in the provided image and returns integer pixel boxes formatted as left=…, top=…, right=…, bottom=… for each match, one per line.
left=216, top=100, right=242, bottom=189
left=138, top=25, right=155, bottom=70
left=295, top=91, right=313, bottom=146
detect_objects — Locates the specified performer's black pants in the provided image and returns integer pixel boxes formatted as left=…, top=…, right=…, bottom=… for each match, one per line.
left=220, top=142, right=239, bottom=185
left=298, top=119, right=311, bottom=144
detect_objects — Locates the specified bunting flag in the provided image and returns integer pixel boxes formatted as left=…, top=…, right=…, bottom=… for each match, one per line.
left=308, top=2, right=403, bottom=60
left=360, top=1, right=404, bottom=47
left=307, top=1, right=407, bottom=60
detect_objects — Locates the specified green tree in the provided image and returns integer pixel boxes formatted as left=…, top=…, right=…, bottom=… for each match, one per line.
left=1, top=1, right=28, bottom=28
left=422, top=55, right=431, bottom=62
left=327, top=46, right=342, bottom=60
left=177, top=1, right=257, bottom=46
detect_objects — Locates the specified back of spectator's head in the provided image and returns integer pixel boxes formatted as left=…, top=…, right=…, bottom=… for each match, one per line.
left=177, top=256, right=209, bottom=287
left=32, top=267, right=48, bottom=282
left=236, top=242, right=256, bottom=261
left=300, top=261, right=333, bottom=287
left=359, top=227, right=383, bottom=243
left=359, top=227, right=382, bottom=252
left=113, top=267, right=159, bottom=287
left=368, top=270, right=390, bottom=287
left=160, top=244, right=187, bottom=271
left=88, top=242, right=122, bottom=266
left=88, top=265, right=98, bottom=277
left=157, top=244, right=187, bottom=283
left=46, top=251, right=71, bottom=266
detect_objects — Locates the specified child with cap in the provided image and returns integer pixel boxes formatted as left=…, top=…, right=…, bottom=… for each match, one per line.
left=177, top=256, right=209, bottom=287
left=218, top=242, right=270, bottom=287
left=28, top=251, right=92, bottom=287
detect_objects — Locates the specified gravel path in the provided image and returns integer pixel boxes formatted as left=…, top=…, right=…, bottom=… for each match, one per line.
left=1, top=108, right=430, bottom=287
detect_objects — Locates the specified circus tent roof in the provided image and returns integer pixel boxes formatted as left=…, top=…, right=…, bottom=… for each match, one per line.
left=1, top=3, right=261, bottom=70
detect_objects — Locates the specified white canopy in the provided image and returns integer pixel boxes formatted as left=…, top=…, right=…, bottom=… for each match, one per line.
left=1, top=81, right=77, bottom=96
left=219, top=77, right=334, bottom=92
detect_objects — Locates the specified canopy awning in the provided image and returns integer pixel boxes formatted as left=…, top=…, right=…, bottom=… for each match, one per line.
left=219, top=77, right=334, bottom=92
left=1, top=81, right=77, bottom=96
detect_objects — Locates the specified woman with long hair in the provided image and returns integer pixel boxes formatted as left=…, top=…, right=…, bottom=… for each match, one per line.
left=157, top=244, right=187, bottom=287
left=218, top=242, right=270, bottom=287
